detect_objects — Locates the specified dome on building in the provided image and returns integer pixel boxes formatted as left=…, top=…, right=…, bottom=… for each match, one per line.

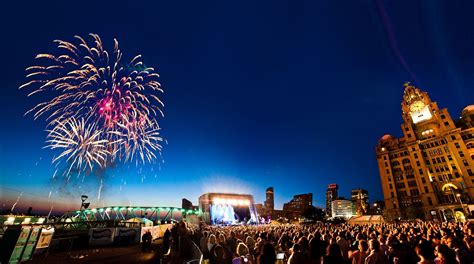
left=462, top=105, right=474, bottom=114
left=379, top=134, right=394, bottom=142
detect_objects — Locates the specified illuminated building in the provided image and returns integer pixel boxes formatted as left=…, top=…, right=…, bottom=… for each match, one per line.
left=331, top=199, right=353, bottom=219
left=376, top=83, right=474, bottom=221
left=283, top=193, right=313, bottom=219
left=198, top=193, right=259, bottom=224
left=326, top=184, right=338, bottom=217
left=351, top=189, right=369, bottom=216
left=264, top=187, right=274, bottom=217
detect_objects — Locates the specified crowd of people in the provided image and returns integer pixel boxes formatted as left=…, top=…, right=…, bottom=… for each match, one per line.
left=163, top=221, right=474, bottom=264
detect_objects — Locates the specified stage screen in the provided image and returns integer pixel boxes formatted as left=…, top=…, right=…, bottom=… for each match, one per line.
left=210, top=204, right=251, bottom=225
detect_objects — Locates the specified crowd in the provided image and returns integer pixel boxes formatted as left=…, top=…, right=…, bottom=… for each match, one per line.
left=163, top=221, right=474, bottom=264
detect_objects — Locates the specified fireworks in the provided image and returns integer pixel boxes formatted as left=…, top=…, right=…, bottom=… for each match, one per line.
left=21, top=34, right=164, bottom=176
left=46, top=117, right=110, bottom=176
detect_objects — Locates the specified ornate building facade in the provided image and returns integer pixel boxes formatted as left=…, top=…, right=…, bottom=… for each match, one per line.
left=351, top=189, right=369, bottom=216
left=376, top=83, right=474, bottom=221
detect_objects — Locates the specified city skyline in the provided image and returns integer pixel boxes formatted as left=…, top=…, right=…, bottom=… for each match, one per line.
left=2, top=1, right=474, bottom=214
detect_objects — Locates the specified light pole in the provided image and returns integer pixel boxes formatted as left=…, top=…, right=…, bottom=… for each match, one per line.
left=456, top=193, right=465, bottom=217
left=373, top=203, right=379, bottom=215
left=80, top=195, right=90, bottom=220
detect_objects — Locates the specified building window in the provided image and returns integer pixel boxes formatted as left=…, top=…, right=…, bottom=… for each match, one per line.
left=428, top=197, right=433, bottom=206
left=419, top=169, right=423, bottom=175
left=451, top=135, right=456, bottom=140
left=441, top=114, right=446, bottom=119
left=421, top=177, right=426, bottom=183
left=389, top=184, right=393, bottom=189
left=424, top=186, right=429, bottom=193
left=444, top=121, right=450, bottom=126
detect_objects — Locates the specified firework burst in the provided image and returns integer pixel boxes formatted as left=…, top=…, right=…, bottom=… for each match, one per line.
left=46, top=117, right=110, bottom=177
left=21, top=34, right=165, bottom=176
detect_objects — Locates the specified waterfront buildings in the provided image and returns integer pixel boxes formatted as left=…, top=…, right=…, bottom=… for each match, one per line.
left=376, top=83, right=474, bottom=221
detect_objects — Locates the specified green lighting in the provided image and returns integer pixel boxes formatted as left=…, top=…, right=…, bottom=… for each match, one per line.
left=113, top=207, right=119, bottom=210
left=99, top=208, right=104, bottom=212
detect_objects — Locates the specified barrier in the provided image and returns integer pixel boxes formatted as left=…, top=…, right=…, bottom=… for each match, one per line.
left=88, top=228, right=115, bottom=246
left=115, top=227, right=140, bottom=244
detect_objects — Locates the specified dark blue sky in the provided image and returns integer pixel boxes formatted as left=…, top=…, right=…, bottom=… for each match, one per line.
left=1, top=0, right=474, bottom=212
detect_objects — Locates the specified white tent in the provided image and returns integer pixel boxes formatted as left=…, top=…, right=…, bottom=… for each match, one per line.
left=125, top=217, right=153, bottom=227
left=347, top=215, right=384, bottom=225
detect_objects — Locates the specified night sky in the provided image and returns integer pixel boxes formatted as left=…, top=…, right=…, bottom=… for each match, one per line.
left=1, top=0, right=474, bottom=214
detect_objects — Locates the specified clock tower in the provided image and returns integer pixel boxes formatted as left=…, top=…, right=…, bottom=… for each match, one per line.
left=376, top=82, right=474, bottom=221
left=400, top=83, right=456, bottom=143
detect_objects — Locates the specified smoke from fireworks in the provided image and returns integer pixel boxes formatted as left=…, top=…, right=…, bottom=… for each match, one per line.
left=21, top=34, right=164, bottom=178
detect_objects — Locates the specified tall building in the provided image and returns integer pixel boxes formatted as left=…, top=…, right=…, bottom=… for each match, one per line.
left=265, top=187, right=274, bottom=216
left=376, top=83, right=474, bottom=221
left=283, top=193, right=313, bottom=219
left=182, top=198, right=194, bottom=210
left=331, top=199, right=353, bottom=219
left=351, top=189, right=369, bottom=216
left=326, top=184, right=338, bottom=217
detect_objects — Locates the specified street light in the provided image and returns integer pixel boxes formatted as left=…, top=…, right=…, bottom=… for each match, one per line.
left=80, top=195, right=90, bottom=211
left=455, top=193, right=469, bottom=220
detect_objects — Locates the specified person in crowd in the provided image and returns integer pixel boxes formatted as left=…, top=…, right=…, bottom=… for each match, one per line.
left=365, top=239, right=387, bottom=264
left=349, top=239, right=369, bottom=264
left=258, top=243, right=277, bottom=264
left=446, top=236, right=470, bottom=264
left=323, top=243, right=344, bottom=264
left=416, top=240, right=436, bottom=264
left=233, top=242, right=254, bottom=264
left=434, top=244, right=458, bottom=264
left=209, top=234, right=218, bottom=252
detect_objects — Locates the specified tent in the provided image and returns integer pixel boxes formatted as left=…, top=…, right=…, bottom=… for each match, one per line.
left=125, top=217, right=153, bottom=227
left=347, top=215, right=384, bottom=225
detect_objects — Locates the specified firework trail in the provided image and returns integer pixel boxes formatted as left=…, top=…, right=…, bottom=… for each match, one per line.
left=21, top=34, right=165, bottom=178
left=10, top=192, right=24, bottom=212
left=97, top=178, right=103, bottom=200
left=375, top=0, right=419, bottom=84
left=47, top=205, right=54, bottom=219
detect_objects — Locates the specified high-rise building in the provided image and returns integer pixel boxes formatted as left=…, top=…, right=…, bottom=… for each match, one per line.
left=326, top=184, right=338, bottom=217
left=331, top=199, right=353, bottom=219
left=265, top=187, right=274, bottom=216
left=351, top=189, right=369, bottom=216
left=182, top=198, right=194, bottom=210
left=376, top=83, right=474, bottom=221
left=283, top=193, right=313, bottom=219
